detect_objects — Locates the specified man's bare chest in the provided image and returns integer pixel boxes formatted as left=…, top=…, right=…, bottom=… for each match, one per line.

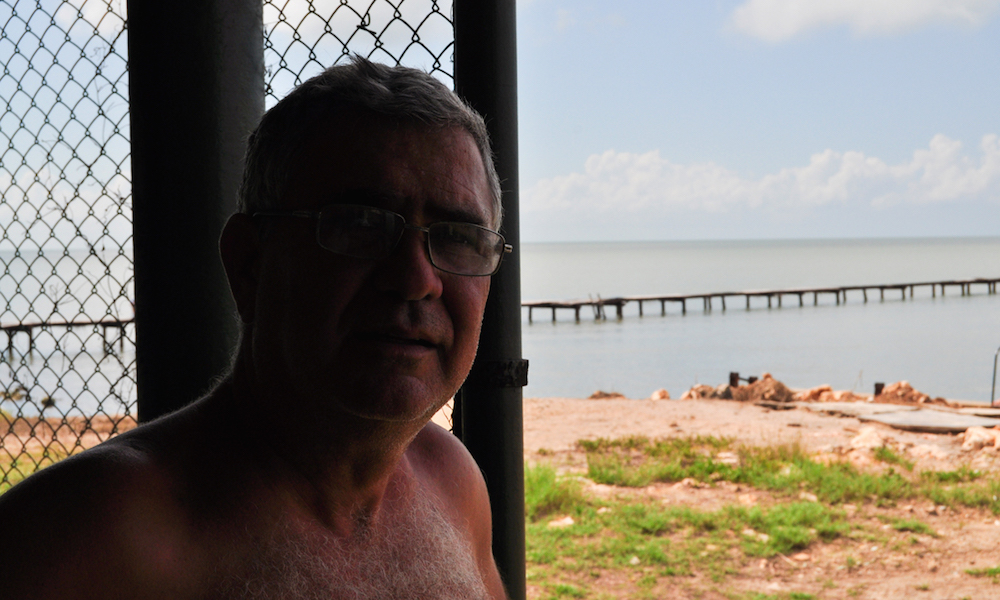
left=212, top=494, right=490, bottom=599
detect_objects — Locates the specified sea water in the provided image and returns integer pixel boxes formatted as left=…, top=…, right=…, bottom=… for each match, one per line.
left=0, top=248, right=135, bottom=417
left=521, top=237, right=1000, bottom=403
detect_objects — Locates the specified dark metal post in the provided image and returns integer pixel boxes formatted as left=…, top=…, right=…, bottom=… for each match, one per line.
left=128, top=0, right=264, bottom=422
left=454, top=1, right=525, bottom=598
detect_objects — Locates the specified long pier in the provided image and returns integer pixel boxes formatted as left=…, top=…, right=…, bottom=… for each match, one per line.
left=2, top=317, right=134, bottom=358
left=523, top=277, right=1000, bottom=323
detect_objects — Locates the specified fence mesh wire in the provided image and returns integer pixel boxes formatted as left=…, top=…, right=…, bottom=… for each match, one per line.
left=1, top=0, right=455, bottom=493
left=1, top=0, right=134, bottom=494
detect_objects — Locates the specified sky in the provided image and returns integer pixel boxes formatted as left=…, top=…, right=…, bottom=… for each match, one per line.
left=515, top=0, right=1000, bottom=242
left=3, top=0, right=999, bottom=248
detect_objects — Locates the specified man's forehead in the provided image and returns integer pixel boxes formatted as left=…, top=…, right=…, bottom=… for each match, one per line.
left=282, top=114, right=493, bottom=224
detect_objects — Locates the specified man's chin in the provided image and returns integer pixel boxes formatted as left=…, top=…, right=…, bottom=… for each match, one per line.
left=337, top=376, right=454, bottom=425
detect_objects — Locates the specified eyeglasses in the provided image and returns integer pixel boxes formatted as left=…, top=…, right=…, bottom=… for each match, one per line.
left=254, top=204, right=512, bottom=276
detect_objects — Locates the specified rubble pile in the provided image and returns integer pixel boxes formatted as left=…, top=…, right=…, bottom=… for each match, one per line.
left=730, top=373, right=794, bottom=404
left=874, top=381, right=949, bottom=406
left=588, top=390, right=627, bottom=400
left=679, top=373, right=793, bottom=403
left=679, top=384, right=724, bottom=400
left=794, top=385, right=866, bottom=402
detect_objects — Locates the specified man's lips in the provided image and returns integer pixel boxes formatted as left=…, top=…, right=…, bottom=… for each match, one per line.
left=356, top=331, right=437, bottom=348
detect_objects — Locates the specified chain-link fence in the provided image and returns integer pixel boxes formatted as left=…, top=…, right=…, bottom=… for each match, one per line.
left=1, top=0, right=457, bottom=493
left=1, top=0, right=134, bottom=494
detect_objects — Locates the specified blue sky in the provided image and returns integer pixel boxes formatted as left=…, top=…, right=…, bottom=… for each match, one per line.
left=516, top=0, right=1000, bottom=242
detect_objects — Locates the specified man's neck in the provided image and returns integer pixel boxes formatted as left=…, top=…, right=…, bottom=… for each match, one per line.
left=221, top=356, right=429, bottom=536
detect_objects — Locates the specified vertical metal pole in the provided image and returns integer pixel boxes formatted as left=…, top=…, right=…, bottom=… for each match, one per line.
left=128, top=0, right=264, bottom=422
left=454, top=2, right=525, bottom=599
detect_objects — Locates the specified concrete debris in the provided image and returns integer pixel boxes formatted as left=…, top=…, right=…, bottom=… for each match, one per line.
left=672, top=477, right=703, bottom=489
left=908, top=444, right=950, bottom=460
left=680, top=384, right=715, bottom=400
left=850, top=425, right=888, bottom=450
left=715, top=451, right=740, bottom=465
left=588, top=390, right=626, bottom=400
left=961, top=426, right=1000, bottom=452
left=794, top=385, right=868, bottom=403
left=547, top=516, right=575, bottom=528
left=649, top=388, right=671, bottom=400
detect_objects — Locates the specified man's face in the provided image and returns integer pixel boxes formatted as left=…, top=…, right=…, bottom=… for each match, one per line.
left=248, top=114, right=493, bottom=423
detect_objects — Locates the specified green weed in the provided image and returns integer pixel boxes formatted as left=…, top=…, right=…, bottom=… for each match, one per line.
left=581, top=435, right=913, bottom=505
left=525, top=463, right=588, bottom=521
left=0, top=448, right=68, bottom=496
left=891, top=518, right=937, bottom=537
left=965, top=565, right=1000, bottom=582
left=874, top=446, right=914, bottom=471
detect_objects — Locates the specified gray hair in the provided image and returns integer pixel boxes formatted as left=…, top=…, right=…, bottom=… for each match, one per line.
left=238, top=56, right=502, bottom=229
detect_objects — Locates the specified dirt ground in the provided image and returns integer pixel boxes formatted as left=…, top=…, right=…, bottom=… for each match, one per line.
left=522, top=396, right=1000, bottom=600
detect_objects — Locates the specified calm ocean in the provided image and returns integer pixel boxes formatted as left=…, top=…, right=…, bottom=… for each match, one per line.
left=520, top=237, right=1000, bottom=403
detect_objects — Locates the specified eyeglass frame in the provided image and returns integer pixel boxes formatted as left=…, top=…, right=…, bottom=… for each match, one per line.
left=252, top=204, right=513, bottom=277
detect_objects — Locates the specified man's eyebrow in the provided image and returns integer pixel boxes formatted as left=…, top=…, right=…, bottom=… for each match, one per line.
left=327, top=188, right=490, bottom=226
left=327, top=188, right=398, bottom=206
left=426, top=205, right=490, bottom=226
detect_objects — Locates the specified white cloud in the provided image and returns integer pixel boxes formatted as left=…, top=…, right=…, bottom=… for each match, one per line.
left=555, top=9, right=576, bottom=31
left=730, top=0, right=1000, bottom=42
left=54, top=0, right=127, bottom=40
left=524, top=134, right=1000, bottom=214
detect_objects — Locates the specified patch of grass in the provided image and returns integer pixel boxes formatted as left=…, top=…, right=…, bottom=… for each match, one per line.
left=919, top=478, right=1000, bottom=514
left=525, top=486, right=851, bottom=592
left=922, top=466, right=981, bottom=484
left=542, top=583, right=586, bottom=599
left=0, top=448, right=68, bottom=496
left=891, top=518, right=937, bottom=537
left=731, top=593, right=816, bottom=600
left=525, top=463, right=588, bottom=521
left=874, top=446, right=914, bottom=471
left=581, top=435, right=913, bottom=505
left=581, top=435, right=1000, bottom=513
left=966, top=565, right=1000, bottom=582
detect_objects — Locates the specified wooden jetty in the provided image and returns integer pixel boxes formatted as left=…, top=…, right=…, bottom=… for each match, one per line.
left=523, top=277, right=1000, bottom=323
left=2, top=317, right=134, bottom=358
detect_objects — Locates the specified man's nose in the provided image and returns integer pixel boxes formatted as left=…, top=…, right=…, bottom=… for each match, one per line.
left=372, top=227, right=444, bottom=301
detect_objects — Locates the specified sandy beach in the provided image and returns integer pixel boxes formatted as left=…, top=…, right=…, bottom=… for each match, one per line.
left=516, top=394, right=1000, bottom=600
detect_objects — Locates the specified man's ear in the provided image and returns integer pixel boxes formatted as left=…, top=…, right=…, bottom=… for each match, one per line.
left=220, top=213, right=260, bottom=324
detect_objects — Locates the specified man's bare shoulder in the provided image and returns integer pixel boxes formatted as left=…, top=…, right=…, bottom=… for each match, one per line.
left=0, top=408, right=215, bottom=598
left=408, top=421, right=490, bottom=513
left=408, top=421, right=507, bottom=599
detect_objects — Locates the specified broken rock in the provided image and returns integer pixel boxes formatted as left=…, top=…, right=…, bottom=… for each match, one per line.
left=961, top=426, right=1000, bottom=452
left=850, top=425, right=887, bottom=450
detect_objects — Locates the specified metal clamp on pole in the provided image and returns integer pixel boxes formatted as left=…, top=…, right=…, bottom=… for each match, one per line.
left=465, top=359, right=529, bottom=389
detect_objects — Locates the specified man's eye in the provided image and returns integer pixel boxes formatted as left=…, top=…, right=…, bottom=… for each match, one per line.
left=436, top=225, right=481, bottom=248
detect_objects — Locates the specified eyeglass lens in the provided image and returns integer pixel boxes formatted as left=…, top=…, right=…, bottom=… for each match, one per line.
left=316, top=205, right=503, bottom=276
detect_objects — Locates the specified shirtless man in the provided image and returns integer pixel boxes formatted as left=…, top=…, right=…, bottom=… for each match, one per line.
left=0, top=57, right=509, bottom=599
